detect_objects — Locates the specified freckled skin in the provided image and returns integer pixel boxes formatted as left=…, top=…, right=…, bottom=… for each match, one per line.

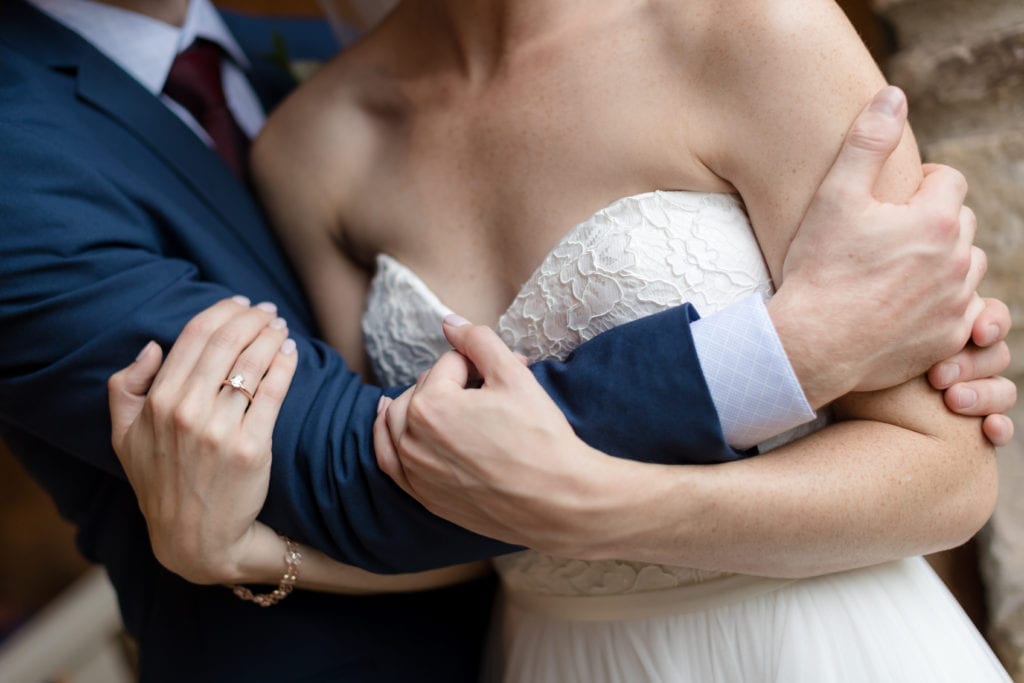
left=248, top=0, right=994, bottom=584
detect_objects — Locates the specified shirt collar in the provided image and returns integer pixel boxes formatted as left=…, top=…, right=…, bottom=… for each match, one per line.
left=28, top=0, right=250, bottom=96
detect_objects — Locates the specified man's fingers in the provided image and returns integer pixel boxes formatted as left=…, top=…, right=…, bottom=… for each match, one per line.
left=109, top=340, right=165, bottom=444
left=243, top=339, right=298, bottom=443
left=821, top=86, right=908, bottom=197
left=963, top=250, right=988, bottom=301
left=421, top=350, right=473, bottom=391
left=972, top=298, right=1012, bottom=347
left=911, top=166, right=970, bottom=229
left=442, top=316, right=523, bottom=383
left=983, top=414, right=1015, bottom=448
left=944, top=376, right=1018, bottom=418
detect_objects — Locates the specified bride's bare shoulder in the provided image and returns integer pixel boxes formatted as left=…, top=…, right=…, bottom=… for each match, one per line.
left=251, top=27, right=408, bottom=218
left=650, top=0, right=915, bottom=275
left=650, top=0, right=862, bottom=63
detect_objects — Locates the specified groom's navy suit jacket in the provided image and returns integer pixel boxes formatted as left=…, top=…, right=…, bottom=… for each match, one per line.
left=0, top=2, right=738, bottom=680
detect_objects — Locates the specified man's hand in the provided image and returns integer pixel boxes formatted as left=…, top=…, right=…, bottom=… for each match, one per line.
left=108, top=297, right=297, bottom=584
left=770, top=86, right=987, bottom=407
left=375, top=318, right=609, bottom=554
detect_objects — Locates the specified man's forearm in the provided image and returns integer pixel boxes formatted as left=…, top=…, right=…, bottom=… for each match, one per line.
left=528, top=303, right=745, bottom=465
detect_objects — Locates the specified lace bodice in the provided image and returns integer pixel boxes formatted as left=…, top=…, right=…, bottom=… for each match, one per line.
left=363, top=191, right=776, bottom=595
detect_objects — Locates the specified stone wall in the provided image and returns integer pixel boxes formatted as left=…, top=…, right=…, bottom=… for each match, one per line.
left=871, top=0, right=1024, bottom=678
left=873, top=0, right=1024, bottom=377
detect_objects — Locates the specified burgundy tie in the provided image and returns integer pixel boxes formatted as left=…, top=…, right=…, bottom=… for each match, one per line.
left=163, top=39, right=248, bottom=177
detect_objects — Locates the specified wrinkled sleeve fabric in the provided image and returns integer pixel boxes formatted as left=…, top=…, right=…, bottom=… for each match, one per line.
left=0, top=124, right=739, bottom=574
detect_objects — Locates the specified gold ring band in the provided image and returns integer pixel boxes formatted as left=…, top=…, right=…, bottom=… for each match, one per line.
left=222, top=374, right=254, bottom=403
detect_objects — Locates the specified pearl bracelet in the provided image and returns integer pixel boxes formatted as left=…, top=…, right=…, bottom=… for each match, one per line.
left=228, top=536, right=303, bottom=607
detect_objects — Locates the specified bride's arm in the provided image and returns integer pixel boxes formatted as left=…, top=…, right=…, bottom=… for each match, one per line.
left=577, top=377, right=996, bottom=578
left=375, top=0, right=997, bottom=579
left=207, top=71, right=492, bottom=594
left=584, top=0, right=997, bottom=576
left=232, top=522, right=491, bottom=594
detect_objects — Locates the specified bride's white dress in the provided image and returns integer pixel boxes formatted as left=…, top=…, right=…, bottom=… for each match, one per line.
left=362, top=191, right=1009, bottom=682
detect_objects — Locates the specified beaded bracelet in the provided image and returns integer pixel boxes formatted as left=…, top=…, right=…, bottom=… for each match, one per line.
left=228, top=536, right=303, bottom=607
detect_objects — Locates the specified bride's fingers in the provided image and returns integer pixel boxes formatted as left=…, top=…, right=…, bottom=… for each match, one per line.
left=215, top=318, right=290, bottom=412
left=148, top=296, right=250, bottom=396
left=109, top=340, right=164, bottom=448
left=242, top=338, right=298, bottom=453
left=184, top=303, right=279, bottom=402
left=376, top=397, right=414, bottom=495
left=983, top=414, right=1015, bottom=448
left=943, top=376, right=1018, bottom=418
left=929, top=341, right=1010, bottom=390
left=384, top=387, right=413, bottom=444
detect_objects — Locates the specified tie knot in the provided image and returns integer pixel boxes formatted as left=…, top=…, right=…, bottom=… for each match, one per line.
left=162, top=39, right=249, bottom=178
left=164, top=39, right=227, bottom=116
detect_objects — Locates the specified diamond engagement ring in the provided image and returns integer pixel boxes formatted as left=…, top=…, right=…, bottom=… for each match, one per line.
left=221, top=373, right=254, bottom=404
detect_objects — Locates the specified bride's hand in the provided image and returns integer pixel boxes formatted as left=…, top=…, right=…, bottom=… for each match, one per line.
left=108, top=297, right=297, bottom=584
left=928, top=297, right=1016, bottom=446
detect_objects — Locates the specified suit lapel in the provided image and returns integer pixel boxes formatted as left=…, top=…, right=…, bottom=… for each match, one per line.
left=1, top=0, right=307, bottom=314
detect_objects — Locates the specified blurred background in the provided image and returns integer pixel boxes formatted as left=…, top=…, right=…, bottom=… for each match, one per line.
left=1, top=0, right=1021, bottom=680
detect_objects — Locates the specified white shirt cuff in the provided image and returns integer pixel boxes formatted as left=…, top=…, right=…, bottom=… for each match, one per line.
left=691, top=294, right=816, bottom=450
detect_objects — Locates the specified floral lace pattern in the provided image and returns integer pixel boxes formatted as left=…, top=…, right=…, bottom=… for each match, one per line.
left=363, top=191, right=776, bottom=596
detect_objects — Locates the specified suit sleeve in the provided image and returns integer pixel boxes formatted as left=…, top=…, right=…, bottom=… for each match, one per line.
left=0, top=125, right=737, bottom=574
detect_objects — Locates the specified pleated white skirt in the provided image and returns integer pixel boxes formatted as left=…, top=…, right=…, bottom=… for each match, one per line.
left=490, top=557, right=1010, bottom=682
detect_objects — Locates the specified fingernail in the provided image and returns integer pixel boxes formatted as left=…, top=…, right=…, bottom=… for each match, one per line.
left=983, top=324, right=1000, bottom=346
left=938, top=363, right=960, bottom=387
left=269, top=317, right=287, bottom=330
left=377, top=396, right=387, bottom=415
left=232, top=295, right=251, bottom=307
left=443, top=313, right=471, bottom=327
left=956, top=387, right=978, bottom=410
left=280, top=338, right=296, bottom=355
left=135, top=340, right=156, bottom=362
left=256, top=302, right=277, bottom=314
left=869, top=86, right=904, bottom=118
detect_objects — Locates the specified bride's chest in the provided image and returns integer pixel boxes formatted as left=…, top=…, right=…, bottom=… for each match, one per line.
left=361, top=191, right=774, bottom=387
left=345, top=179, right=643, bottom=324
left=342, top=89, right=726, bottom=317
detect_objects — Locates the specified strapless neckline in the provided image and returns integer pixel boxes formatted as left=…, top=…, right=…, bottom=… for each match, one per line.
left=372, top=189, right=743, bottom=329
left=362, top=187, right=796, bottom=599
left=359, top=185, right=1010, bottom=683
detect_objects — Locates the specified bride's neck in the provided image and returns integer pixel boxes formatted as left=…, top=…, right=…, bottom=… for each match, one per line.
left=417, top=0, right=608, bottom=79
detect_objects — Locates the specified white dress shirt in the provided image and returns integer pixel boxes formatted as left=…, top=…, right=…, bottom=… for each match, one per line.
left=29, top=0, right=266, bottom=143
left=691, top=294, right=815, bottom=450
left=28, top=0, right=813, bottom=451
